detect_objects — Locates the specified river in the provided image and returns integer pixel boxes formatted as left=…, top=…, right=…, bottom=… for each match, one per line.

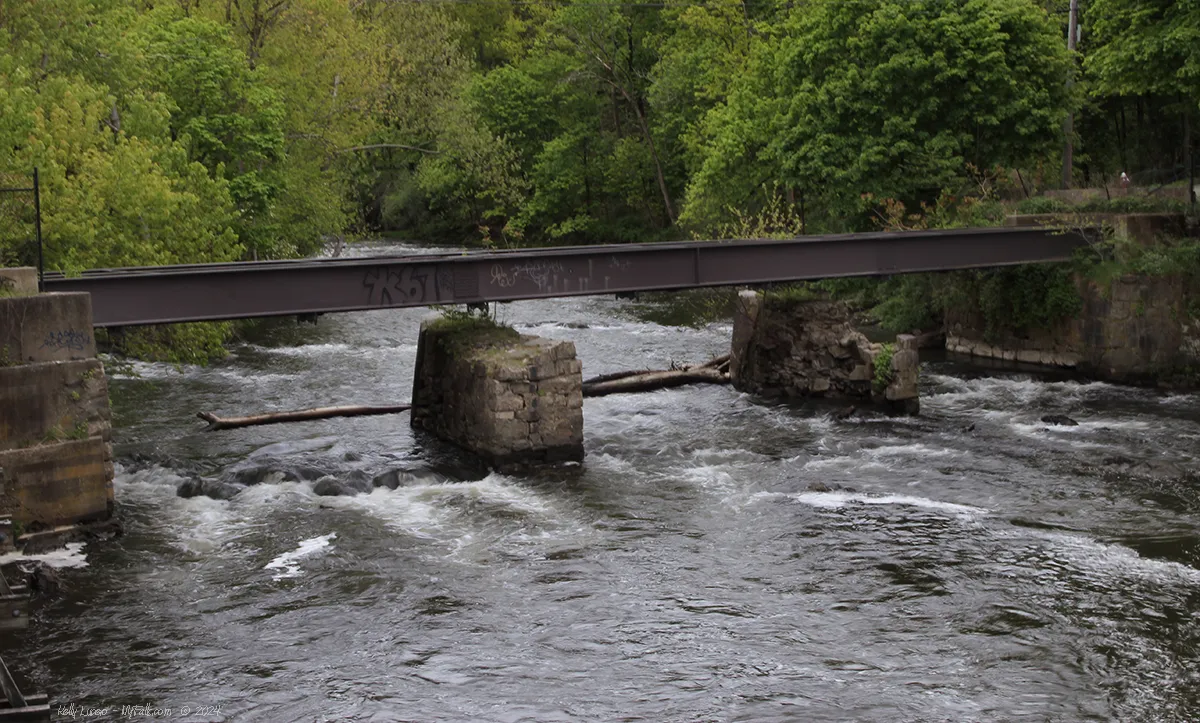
left=4, top=242, right=1200, bottom=722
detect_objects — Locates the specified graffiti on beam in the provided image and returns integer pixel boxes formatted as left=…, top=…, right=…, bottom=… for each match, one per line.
left=489, top=261, right=566, bottom=291
left=363, top=266, right=434, bottom=306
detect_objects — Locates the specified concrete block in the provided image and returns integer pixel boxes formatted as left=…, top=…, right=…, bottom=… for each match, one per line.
left=0, top=267, right=37, bottom=296
left=0, top=438, right=113, bottom=525
left=0, top=359, right=110, bottom=451
left=0, top=292, right=95, bottom=364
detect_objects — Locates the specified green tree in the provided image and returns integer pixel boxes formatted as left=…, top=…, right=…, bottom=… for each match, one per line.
left=1086, top=0, right=1200, bottom=102
left=685, top=0, right=1072, bottom=230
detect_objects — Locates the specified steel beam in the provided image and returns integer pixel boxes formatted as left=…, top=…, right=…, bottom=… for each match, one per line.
left=43, top=227, right=1092, bottom=328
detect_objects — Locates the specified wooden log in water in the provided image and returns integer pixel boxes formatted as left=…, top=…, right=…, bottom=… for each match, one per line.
left=581, top=368, right=658, bottom=385
left=582, top=367, right=729, bottom=397
left=581, top=354, right=729, bottom=385
left=198, top=405, right=412, bottom=431
left=198, top=355, right=734, bottom=430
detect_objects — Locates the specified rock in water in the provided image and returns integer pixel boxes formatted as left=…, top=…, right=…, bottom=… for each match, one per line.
left=177, top=477, right=244, bottom=501
left=26, top=561, right=60, bottom=596
left=1041, top=414, right=1079, bottom=426
left=833, top=405, right=857, bottom=421
left=343, top=470, right=374, bottom=494
left=372, top=469, right=415, bottom=490
left=313, top=476, right=360, bottom=497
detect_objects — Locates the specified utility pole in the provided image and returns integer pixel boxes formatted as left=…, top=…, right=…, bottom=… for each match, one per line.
left=1062, top=0, right=1079, bottom=189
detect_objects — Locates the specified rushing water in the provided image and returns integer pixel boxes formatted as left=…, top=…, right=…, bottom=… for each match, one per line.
left=4, top=243, right=1200, bottom=722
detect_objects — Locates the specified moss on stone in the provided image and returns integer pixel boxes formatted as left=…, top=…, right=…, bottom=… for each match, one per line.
left=427, top=311, right=520, bottom=353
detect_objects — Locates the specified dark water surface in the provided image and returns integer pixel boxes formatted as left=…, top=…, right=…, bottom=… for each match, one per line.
left=4, top=243, right=1200, bottom=722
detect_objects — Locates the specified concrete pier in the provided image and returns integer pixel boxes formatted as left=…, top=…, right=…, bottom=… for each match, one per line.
left=411, top=316, right=584, bottom=471
left=0, top=269, right=114, bottom=527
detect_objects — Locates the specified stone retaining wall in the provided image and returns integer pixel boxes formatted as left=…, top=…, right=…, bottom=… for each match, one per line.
left=947, top=273, right=1197, bottom=383
left=730, top=291, right=920, bottom=414
left=411, top=319, right=584, bottom=471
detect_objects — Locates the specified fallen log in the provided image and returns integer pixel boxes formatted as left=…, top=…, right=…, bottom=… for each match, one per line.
left=582, top=367, right=729, bottom=397
left=198, top=404, right=412, bottom=431
left=582, top=368, right=658, bottom=385
left=198, top=357, right=733, bottom=430
left=582, top=354, right=729, bottom=385
left=694, top=353, right=730, bottom=370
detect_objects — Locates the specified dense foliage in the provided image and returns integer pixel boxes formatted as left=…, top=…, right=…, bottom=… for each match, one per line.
left=0, top=0, right=1195, bottom=357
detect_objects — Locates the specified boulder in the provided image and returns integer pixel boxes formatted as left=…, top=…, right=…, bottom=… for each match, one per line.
left=1040, top=414, right=1079, bottom=427
left=177, top=477, right=244, bottom=501
left=312, top=476, right=360, bottom=497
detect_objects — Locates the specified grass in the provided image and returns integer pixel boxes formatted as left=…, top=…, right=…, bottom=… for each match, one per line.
left=873, top=343, right=895, bottom=394
left=428, top=308, right=520, bottom=353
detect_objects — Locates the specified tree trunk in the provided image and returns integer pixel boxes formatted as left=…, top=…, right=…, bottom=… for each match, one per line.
left=582, top=367, right=728, bottom=397
left=199, top=356, right=732, bottom=430
left=631, top=104, right=677, bottom=225
left=198, top=404, right=412, bottom=431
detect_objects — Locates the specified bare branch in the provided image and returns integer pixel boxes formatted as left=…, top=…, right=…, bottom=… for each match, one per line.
left=335, top=143, right=440, bottom=155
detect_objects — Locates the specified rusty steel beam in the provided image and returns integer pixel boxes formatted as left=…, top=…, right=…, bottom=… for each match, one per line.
left=43, top=227, right=1092, bottom=328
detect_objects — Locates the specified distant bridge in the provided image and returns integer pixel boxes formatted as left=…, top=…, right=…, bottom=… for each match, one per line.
left=43, top=227, right=1091, bottom=327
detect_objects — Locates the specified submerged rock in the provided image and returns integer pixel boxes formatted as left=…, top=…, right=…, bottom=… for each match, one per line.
left=1041, top=414, right=1079, bottom=426
left=313, top=476, right=359, bottom=497
left=226, top=465, right=277, bottom=486
left=372, top=469, right=412, bottom=490
left=2, top=561, right=61, bottom=597
left=177, top=477, right=244, bottom=501
left=343, top=470, right=374, bottom=494
left=225, top=461, right=331, bottom=486
left=833, top=405, right=857, bottom=421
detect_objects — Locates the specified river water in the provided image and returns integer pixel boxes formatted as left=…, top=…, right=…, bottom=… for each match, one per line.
left=4, top=243, right=1200, bottom=722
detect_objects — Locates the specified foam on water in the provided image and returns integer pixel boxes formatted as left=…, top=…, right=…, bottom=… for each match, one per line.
left=1000, top=527, right=1200, bottom=587
left=107, top=359, right=196, bottom=380
left=264, top=533, right=337, bottom=580
left=0, top=542, right=89, bottom=569
left=788, top=491, right=989, bottom=517
left=862, top=443, right=961, bottom=460
left=246, top=342, right=352, bottom=356
left=317, top=473, right=563, bottom=539
left=923, top=373, right=1121, bottom=409
left=796, top=442, right=956, bottom=472
left=115, top=467, right=255, bottom=555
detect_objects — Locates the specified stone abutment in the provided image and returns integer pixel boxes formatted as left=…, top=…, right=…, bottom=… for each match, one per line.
left=0, top=268, right=114, bottom=528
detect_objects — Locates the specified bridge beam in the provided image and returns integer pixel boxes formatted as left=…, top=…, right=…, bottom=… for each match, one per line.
left=43, top=227, right=1091, bottom=327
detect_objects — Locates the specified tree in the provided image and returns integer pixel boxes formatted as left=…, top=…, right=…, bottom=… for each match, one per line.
left=685, top=0, right=1072, bottom=229
left=1085, top=0, right=1200, bottom=187
left=1086, top=0, right=1200, bottom=102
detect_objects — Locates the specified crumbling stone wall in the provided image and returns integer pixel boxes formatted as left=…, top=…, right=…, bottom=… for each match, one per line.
left=730, top=291, right=920, bottom=414
left=411, top=319, right=584, bottom=471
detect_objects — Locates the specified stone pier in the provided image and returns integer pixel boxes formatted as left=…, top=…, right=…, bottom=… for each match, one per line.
left=411, top=316, right=584, bottom=471
left=0, top=268, right=114, bottom=528
left=730, top=290, right=920, bottom=414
